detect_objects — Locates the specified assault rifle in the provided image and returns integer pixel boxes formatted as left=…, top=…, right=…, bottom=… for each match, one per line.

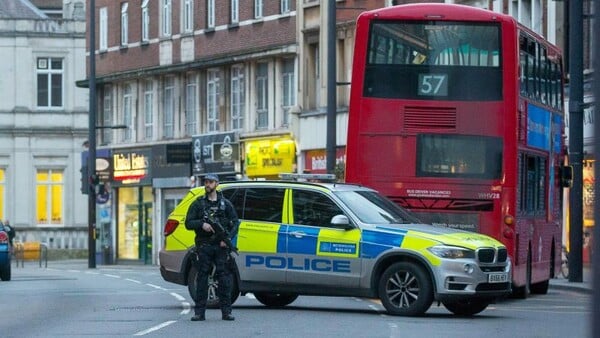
left=204, top=212, right=239, bottom=255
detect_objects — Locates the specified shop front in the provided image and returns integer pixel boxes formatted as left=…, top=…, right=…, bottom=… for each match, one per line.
left=152, top=142, right=192, bottom=264
left=303, top=146, right=346, bottom=180
left=244, top=136, right=296, bottom=179
left=112, top=147, right=153, bottom=264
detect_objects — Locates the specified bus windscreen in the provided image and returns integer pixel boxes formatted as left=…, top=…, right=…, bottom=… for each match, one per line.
left=416, top=134, right=503, bottom=179
left=364, top=21, right=502, bottom=101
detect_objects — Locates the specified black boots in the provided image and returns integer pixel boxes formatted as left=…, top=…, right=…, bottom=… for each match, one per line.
left=221, top=313, right=235, bottom=321
left=191, top=313, right=234, bottom=321
left=190, top=314, right=205, bottom=321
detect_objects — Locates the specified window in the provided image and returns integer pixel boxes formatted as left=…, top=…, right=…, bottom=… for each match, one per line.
left=163, top=77, right=175, bottom=138
left=292, top=190, right=344, bottom=228
left=99, top=7, right=108, bottom=50
left=143, top=80, right=153, bottom=139
left=364, top=22, right=502, bottom=101
left=518, top=153, right=547, bottom=215
left=207, top=69, right=220, bottom=132
left=185, top=75, right=198, bottom=136
left=36, top=169, right=63, bottom=225
left=162, top=0, right=172, bottom=37
left=416, top=134, right=503, bottom=179
left=0, top=169, right=4, bottom=220
left=240, top=187, right=285, bottom=222
left=207, top=0, right=215, bottom=28
left=121, top=2, right=129, bottom=46
left=36, top=57, right=63, bottom=108
left=255, top=0, right=263, bottom=19
left=231, top=0, right=239, bottom=23
left=141, top=0, right=150, bottom=42
left=307, top=43, right=319, bottom=110
left=183, top=0, right=193, bottom=32
left=281, top=58, right=295, bottom=126
left=122, top=84, right=133, bottom=141
left=256, top=62, right=268, bottom=129
left=231, top=65, right=245, bottom=130
left=281, top=0, right=290, bottom=14
left=102, top=85, right=113, bottom=144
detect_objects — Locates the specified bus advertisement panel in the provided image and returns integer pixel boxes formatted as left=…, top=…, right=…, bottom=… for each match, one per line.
left=345, top=4, right=569, bottom=298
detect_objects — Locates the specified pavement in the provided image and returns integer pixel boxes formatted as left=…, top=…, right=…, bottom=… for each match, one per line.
left=548, top=265, right=593, bottom=294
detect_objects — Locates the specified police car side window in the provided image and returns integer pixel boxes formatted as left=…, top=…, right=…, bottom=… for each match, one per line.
left=222, top=188, right=244, bottom=219
left=292, top=190, right=344, bottom=228
left=242, top=187, right=285, bottom=223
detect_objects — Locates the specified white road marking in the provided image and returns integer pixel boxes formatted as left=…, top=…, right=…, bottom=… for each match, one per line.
left=125, top=278, right=142, bottom=283
left=103, top=274, right=120, bottom=278
left=180, top=302, right=191, bottom=315
left=133, top=321, right=177, bottom=336
left=146, top=283, right=167, bottom=290
left=170, top=292, right=186, bottom=301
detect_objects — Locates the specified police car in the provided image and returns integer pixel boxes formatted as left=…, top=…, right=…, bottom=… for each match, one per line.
left=159, top=175, right=511, bottom=316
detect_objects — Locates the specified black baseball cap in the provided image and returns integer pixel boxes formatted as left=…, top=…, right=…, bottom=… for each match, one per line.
left=204, top=173, right=219, bottom=182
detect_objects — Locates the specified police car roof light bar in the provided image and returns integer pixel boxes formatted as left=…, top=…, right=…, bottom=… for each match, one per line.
left=278, top=173, right=337, bottom=182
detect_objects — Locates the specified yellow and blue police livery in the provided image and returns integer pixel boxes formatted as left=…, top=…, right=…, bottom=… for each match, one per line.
left=160, top=178, right=511, bottom=316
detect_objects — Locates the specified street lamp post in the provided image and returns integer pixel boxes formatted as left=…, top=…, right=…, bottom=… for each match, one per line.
left=88, top=0, right=97, bottom=269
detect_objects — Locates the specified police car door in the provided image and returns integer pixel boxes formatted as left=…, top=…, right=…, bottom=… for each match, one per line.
left=228, top=186, right=287, bottom=283
left=286, top=189, right=361, bottom=287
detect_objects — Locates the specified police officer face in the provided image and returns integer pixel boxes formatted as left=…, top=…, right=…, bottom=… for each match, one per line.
left=204, top=179, right=218, bottom=193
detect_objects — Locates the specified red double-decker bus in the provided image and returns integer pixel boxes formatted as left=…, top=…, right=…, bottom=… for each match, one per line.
left=345, top=3, right=571, bottom=297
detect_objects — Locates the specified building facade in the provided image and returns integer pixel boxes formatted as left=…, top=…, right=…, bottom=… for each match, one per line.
left=0, top=0, right=88, bottom=249
left=83, top=0, right=587, bottom=265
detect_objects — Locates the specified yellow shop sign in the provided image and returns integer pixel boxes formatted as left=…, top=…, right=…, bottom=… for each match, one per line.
left=245, top=137, right=295, bottom=177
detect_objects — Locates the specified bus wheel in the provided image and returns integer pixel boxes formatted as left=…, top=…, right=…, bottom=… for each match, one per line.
left=187, top=264, right=239, bottom=308
left=254, top=292, right=298, bottom=307
left=378, top=262, right=433, bottom=316
left=442, top=299, right=490, bottom=316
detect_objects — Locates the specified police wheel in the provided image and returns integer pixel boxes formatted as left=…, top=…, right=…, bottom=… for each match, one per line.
left=442, top=299, right=490, bottom=316
left=253, top=292, right=298, bottom=307
left=187, top=264, right=239, bottom=308
left=378, top=262, right=433, bottom=316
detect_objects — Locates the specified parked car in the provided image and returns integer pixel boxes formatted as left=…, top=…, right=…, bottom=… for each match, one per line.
left=0, top=221, right=12, bottom=281
left=159, top=177, right=511, bottom=316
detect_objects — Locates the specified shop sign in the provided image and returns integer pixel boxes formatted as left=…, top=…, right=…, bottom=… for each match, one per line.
left=304, top=147, right=346, bottom=174
left=192, top=132, right=239, bottom=176
left=245, top=137, right=295, bottom=177
left=112, top=148, right=152, bottom=185
left=152, top=143, right=191, bottom=178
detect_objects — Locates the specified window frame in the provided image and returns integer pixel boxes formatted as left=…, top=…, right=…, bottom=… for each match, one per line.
left=230, top=65, right=245, bottom=130
left=163, top=77, right=175, bottom=138
left=141, top=0, right=150, bottom=42
left=36, top=169, right=64, bottom=226
left=185, top=74, right=198, bottom=136
left=36, top=57, right=64, bottom=109
left=121, top=2, right=129, bottom=46
left=207, top=69, right=220, bottom=132
left=256, top=62, right=268, bottom=129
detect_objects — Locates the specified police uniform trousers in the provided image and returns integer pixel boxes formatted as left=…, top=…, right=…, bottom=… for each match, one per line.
left=193, top=243, right=233, bottom=316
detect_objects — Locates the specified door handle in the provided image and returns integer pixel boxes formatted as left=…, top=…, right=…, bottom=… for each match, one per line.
left=289, top=231, right=305, bottom=238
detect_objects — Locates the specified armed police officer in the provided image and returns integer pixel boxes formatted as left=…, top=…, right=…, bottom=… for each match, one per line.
left=185, top=173, right=239, bottom=322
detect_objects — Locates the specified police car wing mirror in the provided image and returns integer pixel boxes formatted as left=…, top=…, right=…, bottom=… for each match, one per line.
left=331, top=215, right=352, bottom=230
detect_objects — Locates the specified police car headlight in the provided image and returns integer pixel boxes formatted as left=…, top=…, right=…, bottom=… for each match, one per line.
left=428, top=245, right=475, bottom=259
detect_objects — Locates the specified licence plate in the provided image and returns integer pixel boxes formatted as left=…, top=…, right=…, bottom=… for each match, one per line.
left=488, top=272, right=508, bottom=283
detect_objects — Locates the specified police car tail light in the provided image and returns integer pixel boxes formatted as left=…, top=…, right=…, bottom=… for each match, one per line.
left=163, top=219, right=180, bottom=237
left=428, top=245, right=475, bottom=259
left=0, top=231, right=7, bottom=243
